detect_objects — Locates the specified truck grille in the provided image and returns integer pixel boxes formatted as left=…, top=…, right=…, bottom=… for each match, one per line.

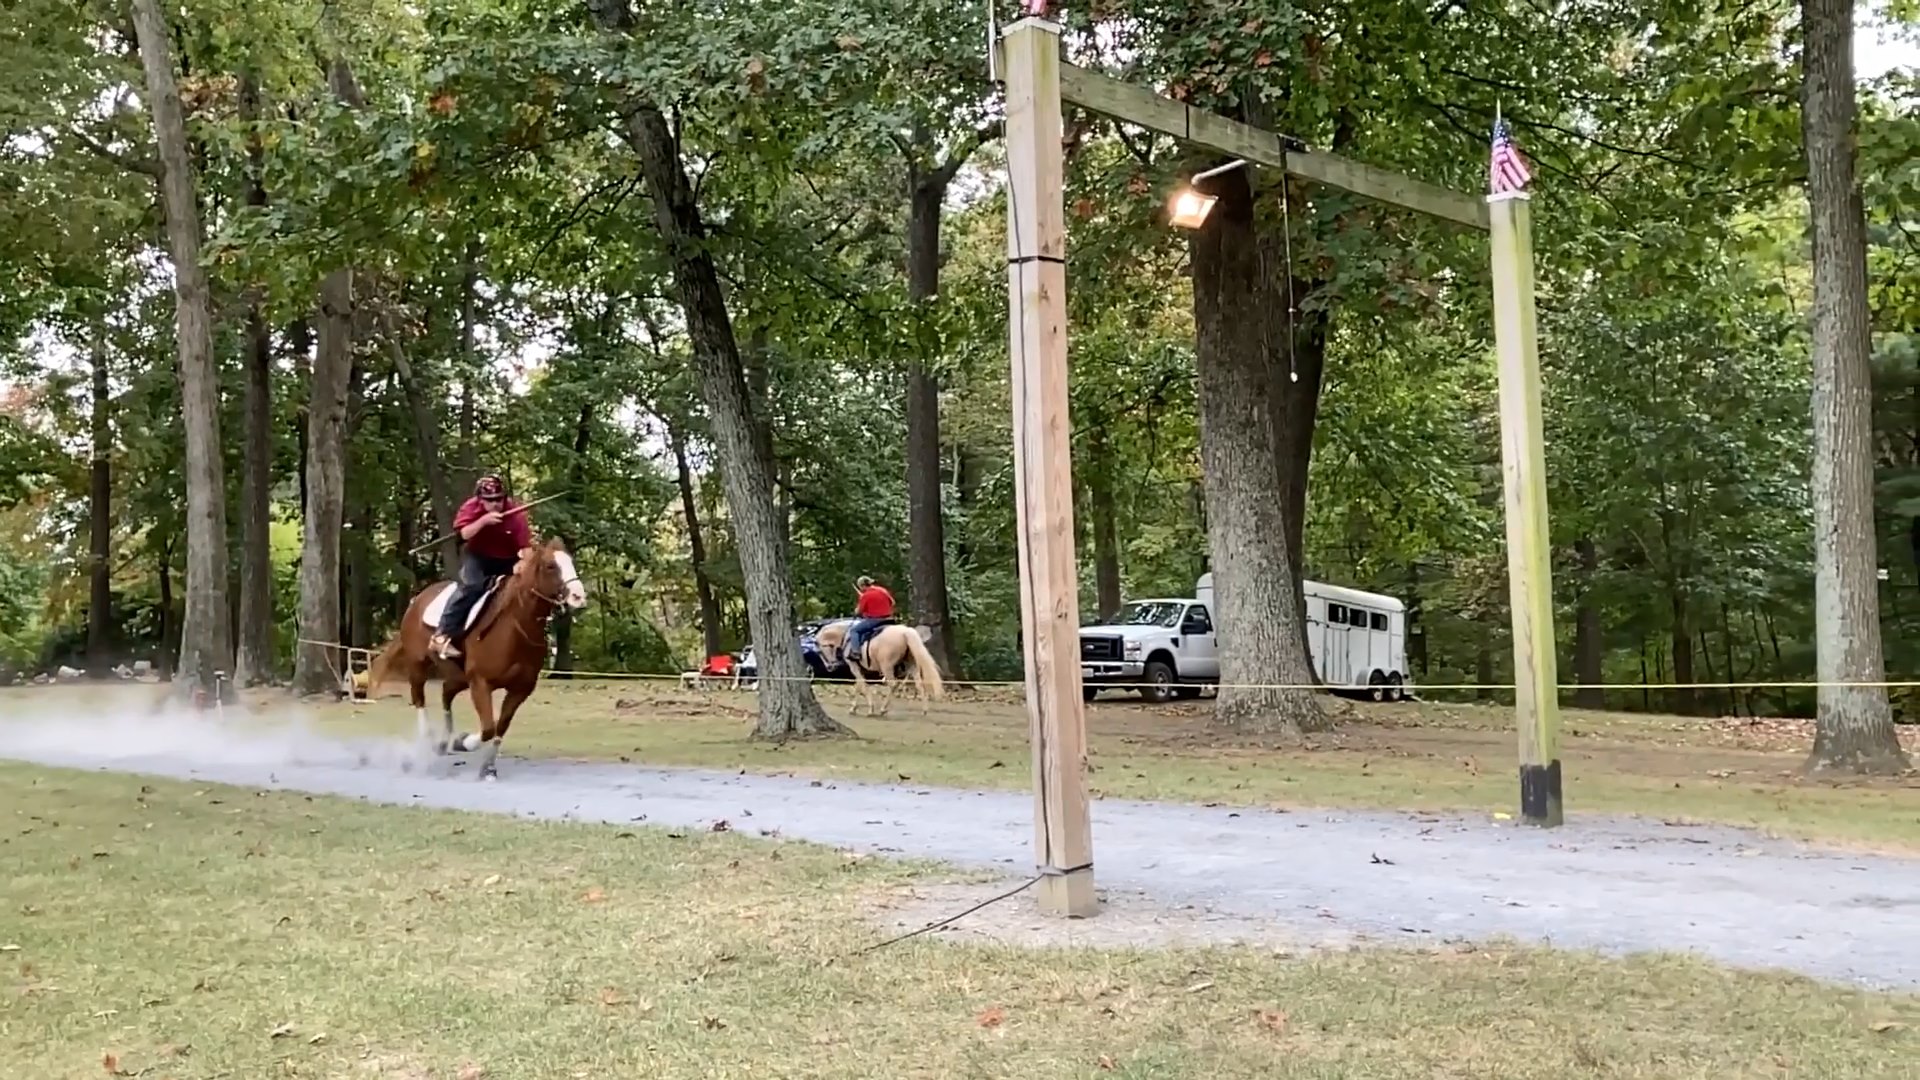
left=1080, top=636, right=1122, bottom=662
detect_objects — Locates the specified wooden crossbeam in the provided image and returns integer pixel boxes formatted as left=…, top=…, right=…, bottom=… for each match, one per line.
left=1056, top=62, right=1490, bottom=231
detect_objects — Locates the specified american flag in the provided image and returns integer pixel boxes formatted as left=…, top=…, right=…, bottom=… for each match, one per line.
left=1489, top=115, right=1532, bottom=195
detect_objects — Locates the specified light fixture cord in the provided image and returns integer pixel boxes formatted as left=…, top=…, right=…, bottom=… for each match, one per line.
left=1281, top=179, right=1298, bottom=383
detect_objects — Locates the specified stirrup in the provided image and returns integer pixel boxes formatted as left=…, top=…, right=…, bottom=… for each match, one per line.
left=432, top=633, right=461, bottom=659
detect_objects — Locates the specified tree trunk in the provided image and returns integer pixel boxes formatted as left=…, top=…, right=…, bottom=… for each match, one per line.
left=1087, top=425, right=1123, bottom=620
left=1572, top=536, right=1603, bottom=708
left=157, top=542, right=175, bottom=680
left=293, top=266, right=355, bottom=693
left=591, top=34, right=844, bottom=737
left=289, top=319, right=312, bottom=517
left=671, top=422, right=726, bottom=660
left=384, top=319, right=457, bottom=568
left=86, top=316, right=113, bottom=676
left=1263, top=215, right=1331, bottom=681
left=133, top=0, right=232, bottom=699
left=293, top=57, right=365, bottom=695
left=1800, top=0, right=1909, bottom=773
left=346, top=499, right=373, bottom=650
left=234, top=70, right=275, bottom=687
left=904, top=169, right=962, bottom=676
left=456, top=240, right=480, bottom=488
left=1188, top=165, right=1325, bottom=733
left=1668, top=585, right=1696, bottom=715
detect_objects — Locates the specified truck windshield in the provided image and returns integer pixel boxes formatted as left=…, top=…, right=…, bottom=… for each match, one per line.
left=1111, top=601, right=1184, bottom=628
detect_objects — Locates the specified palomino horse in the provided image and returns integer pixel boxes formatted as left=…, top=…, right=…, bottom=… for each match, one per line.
left=813, top=619, right=944, bottom=717
left=367, top=537, right=586, bottom=780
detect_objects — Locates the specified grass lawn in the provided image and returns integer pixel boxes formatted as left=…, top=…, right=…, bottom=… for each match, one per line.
left=3, top=761, right=1916, bottom=1079
left=313, top=679, right=1920, bottom=853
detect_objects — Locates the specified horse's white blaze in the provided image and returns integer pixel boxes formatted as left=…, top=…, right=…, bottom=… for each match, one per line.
left=554, top=550, right=587, bottom=608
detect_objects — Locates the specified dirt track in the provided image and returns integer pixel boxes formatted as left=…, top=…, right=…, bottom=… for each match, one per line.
left=5, top=701, right=1919, bottom=993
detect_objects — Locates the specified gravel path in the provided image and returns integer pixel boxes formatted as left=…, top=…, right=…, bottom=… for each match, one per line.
left=6, top=710, right=1919, bottom=991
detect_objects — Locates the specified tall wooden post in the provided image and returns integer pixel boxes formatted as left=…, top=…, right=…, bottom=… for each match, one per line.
left=1487, top=191, right=1563, bottom=826
left=1001, top=18, right=1097, bottom=915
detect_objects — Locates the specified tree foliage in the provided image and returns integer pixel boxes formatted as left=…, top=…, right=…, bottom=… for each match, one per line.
left=0, top=0, right=1913, bottom=736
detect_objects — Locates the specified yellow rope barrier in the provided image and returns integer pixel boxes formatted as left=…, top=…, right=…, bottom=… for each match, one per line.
left=292, top=639, right=1920, bottom=694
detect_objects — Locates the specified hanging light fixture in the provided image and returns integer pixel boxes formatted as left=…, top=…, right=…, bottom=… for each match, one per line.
left=1168, top=158, right=1249, bottom=230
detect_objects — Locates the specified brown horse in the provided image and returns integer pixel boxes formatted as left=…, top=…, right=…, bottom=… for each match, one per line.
left=814, top=619, right=945, bottom=717
left=367, top=537, right=586, bottom=780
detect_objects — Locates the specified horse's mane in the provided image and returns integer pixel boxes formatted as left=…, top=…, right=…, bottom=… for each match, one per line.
left=468, top=539, right=563, bottom=642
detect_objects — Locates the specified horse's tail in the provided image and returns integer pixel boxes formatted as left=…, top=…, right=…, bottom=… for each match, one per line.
left=901, top=628, right=946, bottom=701
left=364, top=635, right=405, bottom=700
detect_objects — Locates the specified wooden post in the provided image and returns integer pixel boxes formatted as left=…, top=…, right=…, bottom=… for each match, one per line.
left=1487, top=191, right=1563, bottom=826
left=1001, top=18, right=1097, bottom=916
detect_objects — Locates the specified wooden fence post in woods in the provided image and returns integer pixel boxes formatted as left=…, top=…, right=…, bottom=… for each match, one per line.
left=998, top=18, right=1564, bottom=827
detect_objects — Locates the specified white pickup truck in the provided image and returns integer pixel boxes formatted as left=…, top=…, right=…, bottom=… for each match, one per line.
left=1078, top=574, right=1412, bottom=704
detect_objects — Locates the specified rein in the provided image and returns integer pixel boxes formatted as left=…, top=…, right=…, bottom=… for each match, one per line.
left=498, top=556, right=583, bottom=653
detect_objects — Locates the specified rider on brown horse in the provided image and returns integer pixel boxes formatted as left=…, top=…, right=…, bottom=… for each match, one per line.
left=432, top=474, right=532, bottom=660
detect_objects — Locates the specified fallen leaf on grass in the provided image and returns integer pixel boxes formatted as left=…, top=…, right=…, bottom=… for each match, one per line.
left=702, top=1015, right=727, bottom=1030
left=598, top=987, right=627, bottom=1006
left=976, top=1005, right=1005, bottom=1028
left=710, top=819, right=731, bottom=833
left=481, top=874, right=501, bottom=887
left=1185, top=980, right=1215, bottom=993
left=0, top=944, right=18, bottom=952
left=1869, top=1020, right=1908, bottom=1034
left=1097, top=1054, right=1116, bottom=1070
left=307, top=1032, right=327, bottom=1045
left=102, top=1051, right=127, bottom=1076
left=1255, top=1008, right=1289, bottom=1033
left=457, top=1064, right=487, bottom=1080
left=269, top=1022, right=295, bottom=1039
left=582, top=887, right=607, bottom=904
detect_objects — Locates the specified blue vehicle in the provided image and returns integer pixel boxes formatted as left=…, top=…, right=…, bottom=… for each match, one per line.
left=736, top=619, right=855, bottom=684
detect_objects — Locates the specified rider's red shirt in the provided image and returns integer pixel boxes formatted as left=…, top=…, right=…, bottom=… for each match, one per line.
left=455, top=496, right=531, bottom=560
left=855, top=585, right=894, bottom=619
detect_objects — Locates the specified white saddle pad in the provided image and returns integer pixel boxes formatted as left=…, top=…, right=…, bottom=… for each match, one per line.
left=419, top=578, right=504, bottom=632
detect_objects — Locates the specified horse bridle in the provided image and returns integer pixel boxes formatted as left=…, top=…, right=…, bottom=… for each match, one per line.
left=509, top=551, right=584, bottom=648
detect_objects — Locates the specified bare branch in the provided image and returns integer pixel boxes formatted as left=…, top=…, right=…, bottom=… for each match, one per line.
left=69, top=127, right=160, bottom=178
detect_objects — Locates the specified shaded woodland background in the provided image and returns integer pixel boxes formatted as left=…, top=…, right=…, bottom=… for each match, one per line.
left=3, top=0, right=1917, bottom=722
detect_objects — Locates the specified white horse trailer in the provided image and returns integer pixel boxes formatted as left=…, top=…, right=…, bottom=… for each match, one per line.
left=1195, top=573, right=1411, bottom=701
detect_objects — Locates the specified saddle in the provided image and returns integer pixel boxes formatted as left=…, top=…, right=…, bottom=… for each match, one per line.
left=842, top=618, right=895, bottom=673
left=420, top=575, right=509, bottom=643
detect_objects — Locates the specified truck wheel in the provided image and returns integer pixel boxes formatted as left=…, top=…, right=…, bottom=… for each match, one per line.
left=1083, top=685, right=1098, bottom=703
left=1386, top=672, right=1404, bottom=703
left=1139, top=660, right=1176, bottom=704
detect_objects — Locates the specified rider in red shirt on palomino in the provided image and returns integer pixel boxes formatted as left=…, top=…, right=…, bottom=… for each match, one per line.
left=847, top=575, right=894, bottom=663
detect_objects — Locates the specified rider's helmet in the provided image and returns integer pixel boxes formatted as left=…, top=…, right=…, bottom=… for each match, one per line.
left=475, top=474, right=507, bottom=500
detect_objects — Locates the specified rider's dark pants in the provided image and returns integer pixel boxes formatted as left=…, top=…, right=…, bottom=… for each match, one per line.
left=439, top=552, right=517, bottom=640
left=848, top=616, right=891, bottom=660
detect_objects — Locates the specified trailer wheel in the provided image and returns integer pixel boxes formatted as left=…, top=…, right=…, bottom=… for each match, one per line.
left=1386, top=672, right=1404, bottom=703
left=1367, top=670, right=1389, bottom=702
